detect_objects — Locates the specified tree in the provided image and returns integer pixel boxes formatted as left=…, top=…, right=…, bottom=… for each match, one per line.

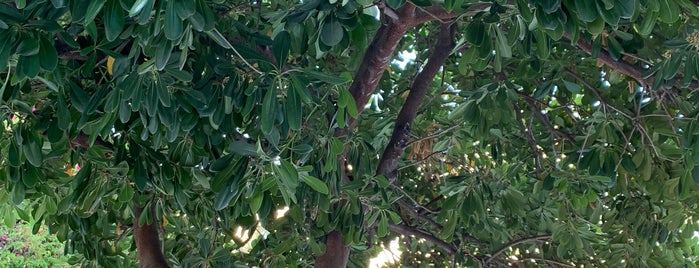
left=1, top=0, right=699, bottom=267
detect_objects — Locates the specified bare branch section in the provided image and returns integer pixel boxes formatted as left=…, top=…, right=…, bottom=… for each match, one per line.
left=376, top=23, right=456, bottom=181
left=388, top=223, right=457, bottom=255
left=344, top=6, right=412, bottom=129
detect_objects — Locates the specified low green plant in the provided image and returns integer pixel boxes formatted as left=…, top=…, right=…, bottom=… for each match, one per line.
left=0, top=220, right=70, bottom=267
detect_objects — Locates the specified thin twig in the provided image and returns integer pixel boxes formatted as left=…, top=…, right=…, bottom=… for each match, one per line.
left=387, top=223, right=457, bottom=255
left=407, top=121, right=464, bottom=146
left=515, top=104, right=542, bottom=177
left=484, top=235, right=552, bottom=265
left=398, top=149, right=447, bottom=170
left=509, top=257, right=575, bottom=267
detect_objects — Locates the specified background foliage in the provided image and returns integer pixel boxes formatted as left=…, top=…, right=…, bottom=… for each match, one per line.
left=2, top=0, right=699, bottom=267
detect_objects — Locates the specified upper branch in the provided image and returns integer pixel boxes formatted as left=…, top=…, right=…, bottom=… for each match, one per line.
left=484, top=235, right=552, bottom=265
left=388, top=223, right=457, bottom=255
left=572, top=36, right=650, bottom=87
left=376, top=23, right=456, bottom=181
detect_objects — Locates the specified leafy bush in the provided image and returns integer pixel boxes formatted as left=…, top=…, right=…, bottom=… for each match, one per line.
left=0, top=220, right=69, bottom=267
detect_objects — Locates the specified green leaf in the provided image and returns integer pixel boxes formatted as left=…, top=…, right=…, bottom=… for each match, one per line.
left=103, top=89, right=120, bottom=113
left=165, top=0, right=183, bottom=40
left=14, top=0, right=26, bottom=9
left=658, top=0, right=679, bottom=23
left=596, top=0, right=620, bottom=26
left=155, top=40, right=173, bottom=71
left=104, top=0, right=125, bottom=41
left=320, top=16, right=343, bottom=46
left=11, top=182, right=25, bottom=205
left=607, top=36, right=623, bottom=60
left=273, top=31, right=291, bottom=69
left=128, top=0, right=151, bottom=17
left=261, top=87, right=277, bottom=135
left=38, top=37, right=58, bottom=71
left=586, top=16, right=605, bottom=35
left=286, top=83, right=302, bottom=131
left=55, top=94, right=71, bottom=131
left=375, top=175, right=389, bottom=188
left=300, top=174, right=329, bottom=195
left=385, top=0, right=405, bottom=9
left=16, top=38, right=39, bottom=56
left=636, top=10, right=657, bottom=36
left=214, top=185, right=238, bottom=211
left=538, top=0, right=561, bottom=14
left=576, top=0, right=599, bottom=22
left=562, top=80, right=581, bottom=93
left=17, top=54, right=40, bottom=78
left=465, top=22, right=486, bottom=46
left=0, top=34, right=12, bottom=72
left=250, top=194, right=263, bottom=213
left=302, top=70, right=349, bottom=85
left=278, top=159, right=299, bottom=189
left=206, top=28, right=233, bottom=49
left=23, top=138, right=43, bottom=167
left=8, top=140, right=21, bottom=167
left=85, top=0, right=107, bottom=24
left=495, top=27, right=512, bottom=58
left=134, top=161, right=148, bottom=191
left=175, top=0, right=196, bottom=19
left=614, top=0, right=635, bottom=19
left=377, top=215, right=388, bottom=237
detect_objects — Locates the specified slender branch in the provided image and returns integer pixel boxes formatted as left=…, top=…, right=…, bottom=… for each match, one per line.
left=387, top=223, right=457, bottom=255
left=413, top=2, right=493, bottom=25
left=406, top=121, right=463, bottom=146
left=484, top=235, right=552, bottom=265
left=398, top=149, right=448, bottom=171
left=572, top=35, right=649, bottom=87
left=514, top=104, right=542, bottom=177
left=377, top=23, right=456, bottom=181
left=510, top=258, right=575, bottom=267
left=563, top=68, right=633, bottom=120
left=395, top=199, right=442, bottom=227
left=517, top=92, right=574, bottom=142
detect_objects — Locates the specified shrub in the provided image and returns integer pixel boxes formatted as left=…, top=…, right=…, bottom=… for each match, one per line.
left=0, top=220, right=69, bottom=268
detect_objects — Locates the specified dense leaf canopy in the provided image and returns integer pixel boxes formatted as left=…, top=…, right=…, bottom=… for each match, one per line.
left=2, top=0, right=699, bottom=267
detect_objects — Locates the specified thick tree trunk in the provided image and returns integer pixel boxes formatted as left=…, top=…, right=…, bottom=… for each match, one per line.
left=315, top=2, right=491, bottom=266
left=133, top=204, right=169, bottom=268
left=314, top=231, right=350, bottom=268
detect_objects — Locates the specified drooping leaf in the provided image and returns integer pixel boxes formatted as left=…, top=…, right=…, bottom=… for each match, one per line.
left=273, top=31, right=291, bottom=69
left=84, top=0, right=107, bottom=24
left=320, top=15, right=343, bottom=47
left=165, top=0, right=184, bottom=40
left=38, top=37, right=58, bottom=71
left=300, top=174, right=329, bottom=195
left=104, top=0, right=125, bottom=41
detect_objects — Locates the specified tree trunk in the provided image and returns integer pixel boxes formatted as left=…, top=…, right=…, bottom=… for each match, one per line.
left=314, top=231, right=349, bottom=268
left=133, top=204, right=169, bottom=268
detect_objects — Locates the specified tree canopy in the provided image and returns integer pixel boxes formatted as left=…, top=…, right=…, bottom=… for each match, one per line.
left=2, top=0, right=699, bottom=267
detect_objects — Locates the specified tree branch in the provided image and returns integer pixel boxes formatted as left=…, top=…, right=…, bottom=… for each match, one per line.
left=413, top=2, right=493, bottom=25
left=484, top=235, right=551, bottom=265
left=343, top=6, right=414, bottom=130
left=509, top=257, right=575, bottom=267
left=514, top=104, right=542, bottom=177
left=572, top=35, right=650, bottom=87
left=387, top=223, right=457, bottom=255
left=516, top=92, right=574, bottom=142
left=376, top=23, right=456, bottom=181
left=406, top=121, right=463, bottom=146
